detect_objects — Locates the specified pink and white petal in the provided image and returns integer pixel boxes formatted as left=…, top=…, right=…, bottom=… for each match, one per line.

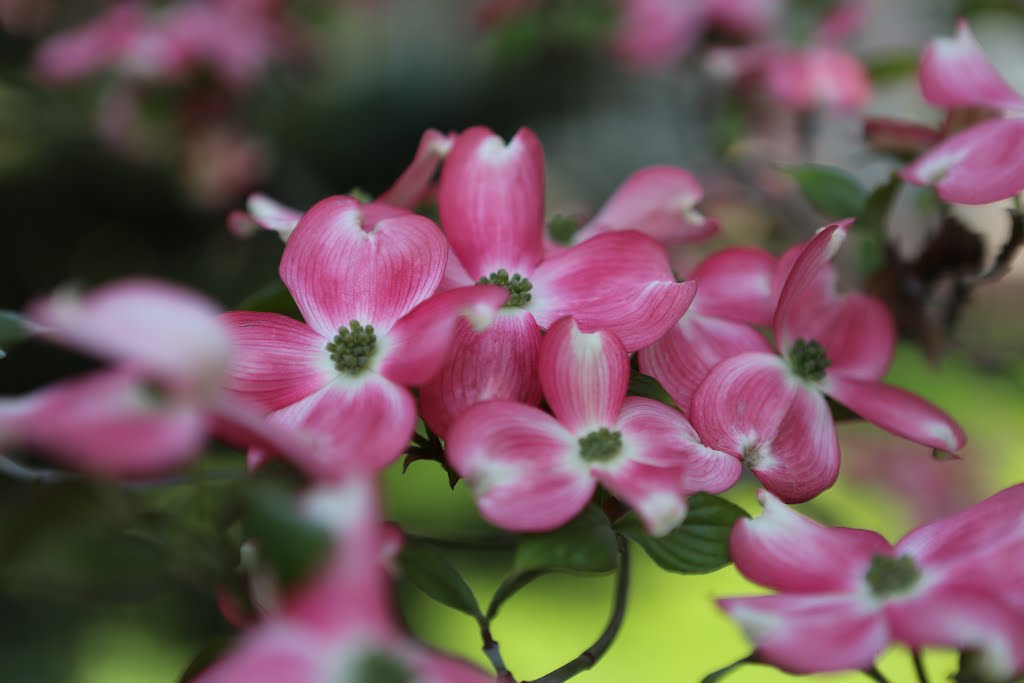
left=220, top=311, right=335, bottom=412
left=575, top=166, right=718, bottom=246
left=28, top=278, right=231, bottom=392
left=298, top=378, right=418, bottom=478
left=719, top=594, right=888, bottom=675
left=638, top=311, right=773, bottom=414
left=616, top=397, right=741, bottom=494
left=812, top=293, right=895, bottom=381
left=438, top=126, right=545, bottom=279
left=594, top=461, right=690, bottom=537
left=380, top=285, right=507, bottom=387
left=412, top=649, right=494, bottom=683
left=379, top=129, right=456, bottom=209
left=539, top=317, right=629, bottom=433
left=280, top=196, right=447, bottom=337
left=192, top=623, right=322, bottom=683
left=32, top=4, right=140, bottom=83
left=897, top=483, right=1024, bottom=569
left=209, top=394, right=320, bottom=465
left=244, top=192, right=303, bottom=238
left=918, top=19, right=1024, bottom=111
left=691, top=353, right=839, bottom=503
left=731, top=489, right=892, bottom=593
left=439, top=248, right=476, bottom=292
left=419, top=312, right=542, bottom=437
left=531, top=231, right=697, bottom=352
left=1, top=369, right=206, bottom=479
left=773, top=221, right=850, bottom=354
left=888, top=588, right=1024, bottom=682
left=446, top=401, right=592, bottom=532
left=689, top=247, right=776, bottom=326
left=901, top=118, right=1024, bottom=205
left=751, top=381, right=840, bottom=503
left=611, top=0, right=707, bottom=69
left=825, top=376, right=966, bottom=453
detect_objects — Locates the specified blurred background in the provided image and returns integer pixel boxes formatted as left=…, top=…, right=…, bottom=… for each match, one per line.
left=2, top=0, right=1024, bottom=681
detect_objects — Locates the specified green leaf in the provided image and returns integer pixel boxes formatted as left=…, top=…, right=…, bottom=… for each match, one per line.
left=398, top=540, right=484, bottom=622
left=242, top=481, right=330, bottom=588
left=865, top=52, right=920, bottom=83
left=616, top=493, right=748, bottom=574
left=857, top=174, right=902, bottom=276
left=781, top=164, right=867, bottom=220
left=513, top=505, right=618, bottom=576
left=0, top=310, right=32, bottom=359
left=237, top=280, right=302, bottom=319
left=627, top=371, right=677, bottom=408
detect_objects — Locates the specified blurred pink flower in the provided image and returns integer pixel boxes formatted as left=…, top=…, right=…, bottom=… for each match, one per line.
left=719, top=486, right=1024, bottom=678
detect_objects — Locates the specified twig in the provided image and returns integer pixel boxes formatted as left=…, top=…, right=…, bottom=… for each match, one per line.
left=526, top=535, right=631, bottom=683
left=912, top=650, right=930, bottom=683
left=864, top=666, right=894, bottom=683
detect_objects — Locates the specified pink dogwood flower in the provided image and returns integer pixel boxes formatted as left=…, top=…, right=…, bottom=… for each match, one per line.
left=902, top=19, right=1024, bottom=205
left=419, top=126, right=697, bottom=436
left=221, top=195, right=507, bottom=479
left=570, top=165, right=719, bottom=246
left=197, top=476, right=492, bottom=683
left=689, top=222, right=965, bottom=502
left=718, top=487, right=1024, bottom=678
left=0, top=279, right=306, bottom=477
left=446, top=317, right=740, bottom=535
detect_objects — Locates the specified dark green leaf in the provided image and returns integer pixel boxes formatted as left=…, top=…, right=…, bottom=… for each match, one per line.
left=616, top=493, right=747, bottom=574
left=627, top=371, right=677, bottom=408
left=242, top=481, right=330, bottom=588
left=178, top=636, right=234, bottom=682
left=701, top=654, right=757, bottom=683
left=865, top=52, right=920, bottom=82
left=513, top=505, right=618, bottom=576
left=782, top=164, right=867, bottom=219
left=237, top=281, right=302, bottom=320
left=0, top=310, right=32, bottom=359
left=398, top=541, right=484, bottom=622
left=857, top=174, right=902, bottom=276
left=826, top=396, right=861, bottom=422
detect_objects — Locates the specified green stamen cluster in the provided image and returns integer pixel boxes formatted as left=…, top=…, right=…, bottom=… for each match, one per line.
left=578, top=427, right=624, bottom=463
left=326, top=320, right=377, bottom=375
left=788, top=338, right=831, bottom=382
left=478, top=269, right=533, bottom=308
left=350, top=651, right=412, bottom=683
left=865, top=554, right=921, bottom=598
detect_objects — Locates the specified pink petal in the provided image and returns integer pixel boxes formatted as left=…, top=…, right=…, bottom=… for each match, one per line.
left=897, top=483, right=1024, bottom=569
left=28, top=278, right=231, bottom=393
left=446, top=401, right=593, bottom=532
left=813, top=0, right=868, bottom=43
left=597, top=397, right=741, bottom=535
left=611, top=0, right=707, bottom=69
left=718, top=594, right=888, bottom=674
left=691, top=353, right=840, bottom=503
left=918, top=19, right=1024, bottom=111
left=864, top=117, right=942, bottom=156
left=575, top=166, right=718, bottom=246
left=220, top=312, right=335, bottom=412
left=240, top=192, right=303, bottom=239
left=419, top=311, right=542, bottom=437
left=379, top=285, right=507, bottom=387
left=193, top=623, right=321, bottom=683
left=901, top=118, right=1024, bottom=205
left=811, top=293, right=895, bottom=381
left=773, top=221, right=850, bottom=355
left=269, top=378, right=417, bottom=478
left=0, top=369, right=206, bottom=478
left=280, top=196, right=447, bottom=338
left=639, top=311, right=773, bottom=413
left=825, top=375, right=966, bottom=453
left=379, top=129, right=456, bottom=209
left=689, top=247, right=776, bottom=326
left=531, top=231, right=698, bottom=352
left=888, top=587, right=1024, bottom=681
left=706, top=0, right=780, bottom=37
left=539, top=317, right=628, bottom=433
left=32, top=4, right=141, bottom=83
left=438, top=126, right=545, bottom=279
left=764, top=47, right=872, bottom=112
left=414, top=649, right=495, bottom=683
left=731, top=489, right=891, bottom=593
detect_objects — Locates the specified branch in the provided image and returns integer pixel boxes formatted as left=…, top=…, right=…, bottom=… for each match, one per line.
left=526, top=535, right=631, bottom=683
left=864, top=666, right=895, bottom=683
left=912, top=650, right=930, bottom=683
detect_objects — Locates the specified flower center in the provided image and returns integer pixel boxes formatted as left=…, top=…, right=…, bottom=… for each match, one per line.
left=865, top=554, right=920, bottom=598
left=787, top=338, right=831, bottom=382
left=478, top=269, right=533, bottom=308
left=578, top=427, right=623, bottom=463
left=326, top=320, right=377, bottom=375
left=350, top=650, right=412, bottom=683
